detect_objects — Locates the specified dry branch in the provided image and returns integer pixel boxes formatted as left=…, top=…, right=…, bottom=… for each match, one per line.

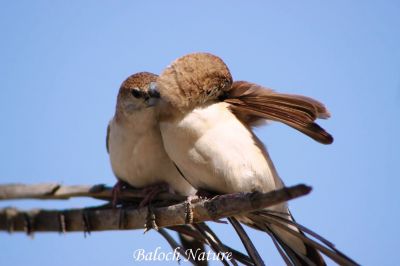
left=0, top=184, right=311, bottom=233
left=0, top=183, right=185, bottom=202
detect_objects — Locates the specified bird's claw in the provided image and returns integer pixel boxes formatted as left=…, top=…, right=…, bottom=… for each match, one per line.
left=139, top=183, right=170, bottom=208
left=111, top=180, right=128, bottom=208
left=144, top=205, right=158, bottom=233
left=184, top=196, right=202, bottom=224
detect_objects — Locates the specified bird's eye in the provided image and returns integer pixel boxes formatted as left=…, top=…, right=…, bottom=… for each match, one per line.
left=131, top=88, right=142, bottom=98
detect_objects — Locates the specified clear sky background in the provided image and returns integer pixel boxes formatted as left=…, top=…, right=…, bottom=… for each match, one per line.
left=0, top=1, right=399, bottom=265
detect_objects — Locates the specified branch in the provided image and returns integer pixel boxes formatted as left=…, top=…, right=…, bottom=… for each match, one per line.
left=0, top=184, right=311, bottom=233
left=0, top=183, right=185, bottom=202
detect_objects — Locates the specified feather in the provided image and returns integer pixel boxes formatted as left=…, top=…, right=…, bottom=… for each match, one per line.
left=225, top=81, right=333, bottom=144
left=158, top=228, right=197, bottom=264
left=228, top=217, right=265, bottom=266
left=247, top=211, right=360, bottom=266
left=170, top=224, right=254, bottom=265
left=178, top=232, right=209, bottom=266
left=192, top=223, right=234, bottom=266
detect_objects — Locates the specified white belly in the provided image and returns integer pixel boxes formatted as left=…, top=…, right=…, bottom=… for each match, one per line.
left=160, top=102, right=282, bottom=194
left=108, top=119, right=195, bottom=196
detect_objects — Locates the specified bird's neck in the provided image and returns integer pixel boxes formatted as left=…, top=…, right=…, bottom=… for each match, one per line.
left=113, top=108, right=158, bottom=133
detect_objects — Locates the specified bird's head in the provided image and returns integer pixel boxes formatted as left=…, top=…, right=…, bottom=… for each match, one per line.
left=156, top=53, right=233, bottom=111
left=116, top=72, right=160, bottom=118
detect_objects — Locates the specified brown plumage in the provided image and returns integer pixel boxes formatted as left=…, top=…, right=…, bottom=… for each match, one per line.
left=225, top=81, right=333, bottom=144
left=154, top=52, right=358, bottom=266
left=157, top=53, right=232, bottom=110
left=109, top=72, right=211, bottom=264
left=114, top=72, right=158, bottom=121
left=157, top=53, right=333, bottom=144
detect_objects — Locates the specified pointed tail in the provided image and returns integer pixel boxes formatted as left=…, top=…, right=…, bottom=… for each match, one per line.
left=244, top=210, right=359, bottom=266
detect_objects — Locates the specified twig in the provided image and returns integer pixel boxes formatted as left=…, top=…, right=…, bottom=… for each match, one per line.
left=0, top=183, right=185, bottom=202
left=0, top=184, right=311, bottom=233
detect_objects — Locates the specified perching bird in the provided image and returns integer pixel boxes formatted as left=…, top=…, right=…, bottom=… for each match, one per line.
left=107, top=72, right=196, bottom=199
left=153, top=53, right=357, bottom=266
left=106, top=72, right=208, bottom=264
left=106, top=72, right=255, bottom=266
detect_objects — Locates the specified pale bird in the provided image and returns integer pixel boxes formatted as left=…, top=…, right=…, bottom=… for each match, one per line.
left=107, top=72, right=207, bottom=265
left=106, top=72, right=253, bottom=266
left=107, top=72, right=195, bottom=198
left=153, top=52, right=357, bottom=266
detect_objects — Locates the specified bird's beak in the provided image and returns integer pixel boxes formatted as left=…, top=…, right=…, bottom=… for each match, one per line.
left=147, top=82, right=160, bottom=106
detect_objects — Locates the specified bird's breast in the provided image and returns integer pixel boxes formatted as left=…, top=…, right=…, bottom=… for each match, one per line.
left=160, top=102, right=280, bottom=194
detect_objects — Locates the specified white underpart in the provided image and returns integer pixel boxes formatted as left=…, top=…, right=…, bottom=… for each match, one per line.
left=108, top=109, right=195, bottom=196
left=160, top=102, right=305, bottom=254
left=160, top=102, right=283, bottom=203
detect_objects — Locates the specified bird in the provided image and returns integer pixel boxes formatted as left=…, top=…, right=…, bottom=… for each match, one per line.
left=106, top=72, right=211, bottom=264
left=106, top=72, right=254, bottom=266
left=107, top=72, right=195, bottom=200
left=153, top=52, right=357, bottom=266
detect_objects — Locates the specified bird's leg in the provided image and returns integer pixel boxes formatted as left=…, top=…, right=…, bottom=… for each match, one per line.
left=184, top=189, right=222, bottom=225
left=140, top=182, right=170, bottom=233
left=144, top=204, right=158, bottom=233
left=138, top=182, right=170, bottom=208
left=196, top=188, right=219, bottom=199
left=185, top=198, right=194, bottom=224
left=184, top=188, right=217, bottom=204
left=111, top=180, right=129, bottom=207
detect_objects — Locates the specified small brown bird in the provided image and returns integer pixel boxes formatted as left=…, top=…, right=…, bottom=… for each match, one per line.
left=153, top=52, right=357, bottom=266
left=107, top=72, right=210, bottom=265
left=107, top=72, right=195, bottom=199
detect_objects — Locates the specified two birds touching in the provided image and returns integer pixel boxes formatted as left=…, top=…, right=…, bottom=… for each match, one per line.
left=106, top=52, right=356, bottom=266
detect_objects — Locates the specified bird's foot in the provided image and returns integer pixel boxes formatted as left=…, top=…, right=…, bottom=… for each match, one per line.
left=183, top=190, right=216, bottom=225
left=138, top=182, right=170, bottom=208
left=196, top=188, right=218, bottom=199
left=193, top=189, right=228, bottom=224
left=144, top=204, right=158, bottom=233
left=184, top=198, right=195, bottom=224
left=111, top=180, right=131, bottom=208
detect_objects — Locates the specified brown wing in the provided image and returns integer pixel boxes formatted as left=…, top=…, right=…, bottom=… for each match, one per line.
left=225, top=81, right=333, bottom=144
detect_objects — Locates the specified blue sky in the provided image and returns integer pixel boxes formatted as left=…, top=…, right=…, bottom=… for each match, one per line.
left=0, top=1, right=399, bottom=265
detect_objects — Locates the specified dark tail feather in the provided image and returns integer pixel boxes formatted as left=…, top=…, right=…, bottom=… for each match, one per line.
left=269, top=230, right=296, bottom=265
left=192, top=223, right=234, bottom=266
left=248, top=211, right=359, bottom=266
left=259, top=211, right=359, bottom=265
left=157, top=228, right=198, bottom=264
left=178, top=232, right=208, bottom=266
left=247, top=212, right=325, bottom=266
left=228, top=216, right=265, bottom=266
left=197, top=222, right=255, bottom=266
left=169, top=224, right=254, bottom=265
left=270, top=229, right=318, bottom=265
